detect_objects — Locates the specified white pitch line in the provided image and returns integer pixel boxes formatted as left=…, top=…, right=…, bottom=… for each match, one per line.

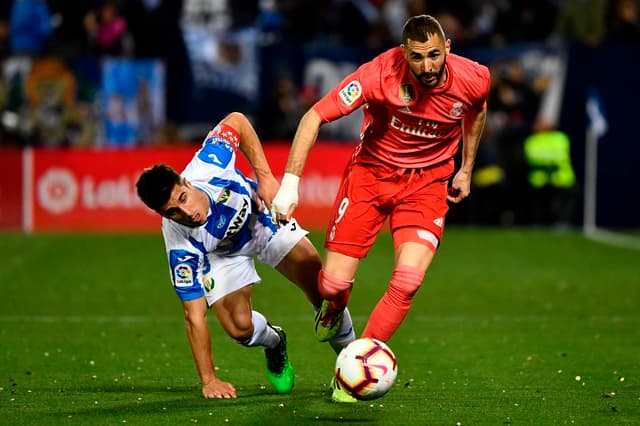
left=584, top=228, right=640, bottom=251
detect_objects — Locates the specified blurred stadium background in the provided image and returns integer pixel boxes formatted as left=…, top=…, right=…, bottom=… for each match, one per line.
left=0, top=0, right=639, bottom=239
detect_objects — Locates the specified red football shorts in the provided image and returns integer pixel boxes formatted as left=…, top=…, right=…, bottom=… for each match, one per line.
left=324, top=158, right=454, bottom=258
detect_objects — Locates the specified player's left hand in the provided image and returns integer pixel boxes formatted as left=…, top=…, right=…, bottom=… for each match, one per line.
left=202, top=378, right=237, bottom=399
left=447, top=171, right=471, bottom=203
left=256, top=172, right=280, bottom=213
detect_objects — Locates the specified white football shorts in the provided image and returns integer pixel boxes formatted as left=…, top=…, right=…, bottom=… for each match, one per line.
left=202, top=219, right=308, bottom=306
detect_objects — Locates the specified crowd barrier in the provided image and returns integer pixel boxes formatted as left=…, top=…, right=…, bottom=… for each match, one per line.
left=0, top=144, right=354, bottom=232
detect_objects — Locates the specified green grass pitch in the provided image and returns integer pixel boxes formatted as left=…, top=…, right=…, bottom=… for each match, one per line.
left=1, top=228, right=639, bottom=425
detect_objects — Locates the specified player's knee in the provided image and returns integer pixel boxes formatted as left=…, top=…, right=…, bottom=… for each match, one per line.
left=390, top=265, right=425, bottom=299
left=318, top=269, right=353, bottom=299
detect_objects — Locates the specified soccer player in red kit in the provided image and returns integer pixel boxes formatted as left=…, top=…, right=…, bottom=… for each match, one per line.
left=271, top=15, right=490, bottom=401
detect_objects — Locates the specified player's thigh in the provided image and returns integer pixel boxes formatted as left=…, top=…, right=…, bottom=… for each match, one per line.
left=323, top=249, right=361, bottom=281
left=325, top=164, right=387, bottom=258
left=390, top=173, right=450, bottom=247
left=204, top=254, right=259, bottom=306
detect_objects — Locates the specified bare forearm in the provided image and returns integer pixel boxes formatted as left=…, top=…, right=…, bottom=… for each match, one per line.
left=460, top=107, right=487, bottom=174
left=186, top=318, right=217, bottom=384
left=285, top=108, right=322, bottom=176
left=185, top=311, right=217, bottom=384
left=223, top=112, right=272, bottom=180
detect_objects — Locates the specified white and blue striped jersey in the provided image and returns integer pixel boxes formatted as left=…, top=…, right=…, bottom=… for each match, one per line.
left=161, top=123, right=305, bottom=304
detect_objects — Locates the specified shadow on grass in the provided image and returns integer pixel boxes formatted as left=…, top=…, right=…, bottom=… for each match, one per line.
left=49, top=384, right=382, bottom=424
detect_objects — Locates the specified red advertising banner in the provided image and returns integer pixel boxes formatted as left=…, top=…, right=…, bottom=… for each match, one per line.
left=25, top=143, right=353, bottom=232
left=0, top=148, right=23, bottom=230
left=29, top=147, right=193, bottom=232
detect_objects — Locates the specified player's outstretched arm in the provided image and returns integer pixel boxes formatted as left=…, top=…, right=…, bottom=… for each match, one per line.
left=272, top=108, right=323, bottom=220
left=182, top=297, right=237, bottom=399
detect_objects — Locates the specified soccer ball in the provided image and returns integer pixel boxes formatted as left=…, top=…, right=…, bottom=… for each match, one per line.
left=334, top=337, right=398, bottom=400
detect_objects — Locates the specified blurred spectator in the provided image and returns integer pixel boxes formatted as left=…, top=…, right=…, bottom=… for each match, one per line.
left=552, top=0, right=608, bottom=46
left=258, top=72, right=309, bottom=140
left=0, top=2, right=10, bottom=59
left=124, top=0, right=183, bottom=58
left=327, top=0, right=388, bottom=47
left=85, top=0, right=130, bottom=57
left=433, top=11, right=469, bottom=45
left=487, top=57, right=541, bottom=224
left=1, top=55, right=32, bottom=146
left=8, top=0, right=53, bottom=56
left=123, top=0, right=191, bottom=124
left=23, top=55, right=91, bottom=147
left=46, top=0, right=98, bottom=59
left=465, top=0, right=509, bottom=46
left=605, top=0, right=640, bottom=43
left=380, top=0, right=429, bottom=42
left=180, top=0, right=260, bottom=34
left=257, top=0, right=285, bottom=41
left=273, top=0, right=332, bottom=42
left=491, top=1, right=558, bottom=46
left=100, top=58, right=166, bottom=146
left=152, top=120, right=182, bottom=145
left=181, top=0, right=230, bottom=34
left=523, top=130, right=577, bottom=227
left=229, top=0, right=260, bottom=30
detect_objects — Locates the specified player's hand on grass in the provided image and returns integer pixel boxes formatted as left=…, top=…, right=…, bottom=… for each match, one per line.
left=272, top=173, right=300, bottom=221
left=202, top=378, right=237, bottom=399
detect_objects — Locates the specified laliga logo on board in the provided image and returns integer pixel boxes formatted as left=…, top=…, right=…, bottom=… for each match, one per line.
left=37, top=168, right=78, bottom=214
left=37, top=167, right=145, bottom=214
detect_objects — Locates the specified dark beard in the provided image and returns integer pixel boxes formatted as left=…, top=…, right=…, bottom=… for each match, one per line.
left=414, top=62, right=446, bottom=88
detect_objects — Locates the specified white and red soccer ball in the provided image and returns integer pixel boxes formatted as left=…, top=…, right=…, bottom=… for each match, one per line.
left=334, top=337, right=398, bottom=400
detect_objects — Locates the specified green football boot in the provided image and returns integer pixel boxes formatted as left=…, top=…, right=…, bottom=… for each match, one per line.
left=264, top=325, right=294, bottom=394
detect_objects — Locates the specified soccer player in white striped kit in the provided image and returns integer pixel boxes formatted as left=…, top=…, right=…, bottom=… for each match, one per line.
left=136, top=112, right=355, bottom=399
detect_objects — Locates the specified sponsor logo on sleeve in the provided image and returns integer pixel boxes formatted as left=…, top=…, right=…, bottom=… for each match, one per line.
left=169, top=249, right=199, bottom=287
left=174, top=264, right=194, bottom=287
left=197, top=143, right=233, bottom=168
left=339, top=81, right=362, bottom=106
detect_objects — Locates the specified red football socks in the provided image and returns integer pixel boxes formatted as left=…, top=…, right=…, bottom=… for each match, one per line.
left=362, top=265, right=425, bottom=341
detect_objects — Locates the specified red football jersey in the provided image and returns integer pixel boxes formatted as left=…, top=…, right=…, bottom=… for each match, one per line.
left=313, top=47, right=490, bottom=168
